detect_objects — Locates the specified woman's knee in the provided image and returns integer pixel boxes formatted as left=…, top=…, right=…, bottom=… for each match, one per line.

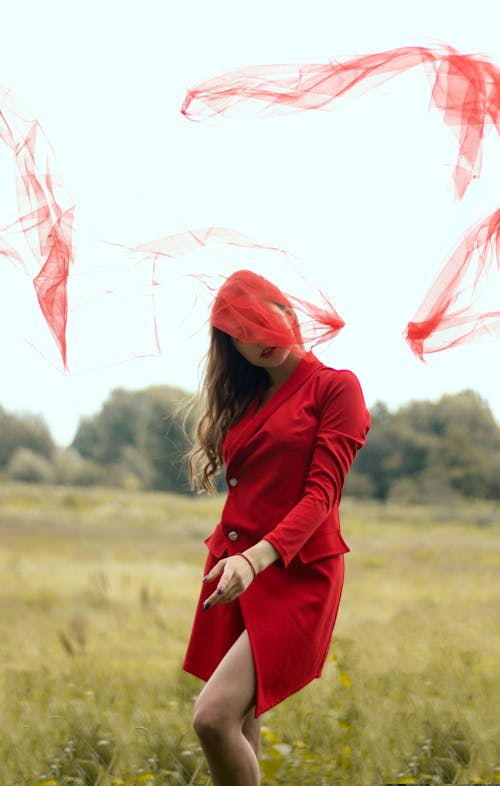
left=192, top=696, right=230, bottom=742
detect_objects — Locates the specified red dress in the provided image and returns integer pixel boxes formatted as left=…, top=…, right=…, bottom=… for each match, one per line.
left=183, top=351, right=370, bottom=716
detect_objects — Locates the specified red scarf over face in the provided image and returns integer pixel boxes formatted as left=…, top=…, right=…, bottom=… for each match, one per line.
left=209, top=269, right=344, bottom=351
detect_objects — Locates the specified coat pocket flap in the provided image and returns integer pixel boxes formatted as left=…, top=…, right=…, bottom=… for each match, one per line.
left=298, top=528, right=350, bottom=564
left=204, top=525, right=228, bottom=559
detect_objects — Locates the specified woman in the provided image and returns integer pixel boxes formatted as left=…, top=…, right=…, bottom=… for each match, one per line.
left=183, top=269, right=370, bottom=786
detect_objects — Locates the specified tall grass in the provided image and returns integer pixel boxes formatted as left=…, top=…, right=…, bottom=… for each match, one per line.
left=0, top=484, right=499, bottom=785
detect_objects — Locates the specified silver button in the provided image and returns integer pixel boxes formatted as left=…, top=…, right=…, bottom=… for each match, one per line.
left=228, top=477, right=238, bottom=487
left=228, top=530, right=239, bottom=542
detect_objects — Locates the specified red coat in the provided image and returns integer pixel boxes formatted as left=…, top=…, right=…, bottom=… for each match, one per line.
left=183, top=351, right=370, bottom=715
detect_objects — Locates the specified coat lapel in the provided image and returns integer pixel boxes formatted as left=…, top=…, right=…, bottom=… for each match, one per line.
left=226, top=352, right=323, bottom=464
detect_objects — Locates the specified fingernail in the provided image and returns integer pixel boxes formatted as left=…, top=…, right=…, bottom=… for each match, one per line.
left=217, top=588, right=224, bottom=595
left=203, top=601, right=210, bottom=610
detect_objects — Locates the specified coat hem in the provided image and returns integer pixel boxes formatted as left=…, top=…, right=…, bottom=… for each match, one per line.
left=182, top=661, right=212, bottom=684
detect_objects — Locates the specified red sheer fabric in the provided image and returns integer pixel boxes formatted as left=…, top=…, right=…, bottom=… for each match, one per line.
left=3, top=44, right=499, bottom=368
left=181, top=45, right=500, bottom=200
left=123, top=231, right=345, bottom=353
left=129, top=225, right=294, bottom=275
left=182, top=46, right=500, bottom=359
left=405, top=208, right=500, bottom=359
left=1, top=85, right=75, bottom=367
left=1, top=75, right=344, bottom=371
left=209, top=269, right=344, bottom=349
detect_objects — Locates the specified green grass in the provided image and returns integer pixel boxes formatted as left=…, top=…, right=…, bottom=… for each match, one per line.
left=0, top=484, right=499, bottom=785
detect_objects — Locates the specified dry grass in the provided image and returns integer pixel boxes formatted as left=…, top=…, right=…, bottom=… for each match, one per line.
left=0, top=484, right=499, bottom=785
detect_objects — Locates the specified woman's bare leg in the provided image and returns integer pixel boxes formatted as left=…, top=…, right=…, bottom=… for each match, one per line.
left=192, top=630, right=260, bottom=786
left=242, top=708, right=261, bottom=758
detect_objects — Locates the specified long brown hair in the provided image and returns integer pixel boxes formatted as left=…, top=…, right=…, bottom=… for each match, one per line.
left=189, top=327, right=269, bottom=494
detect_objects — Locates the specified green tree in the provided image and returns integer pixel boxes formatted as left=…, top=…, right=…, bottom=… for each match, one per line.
left=52, top=447, right=103, bottom=486
left=72, top=385, right=195, bottom=493
left=72, top=389, right=142, bottom=465
left=355, top=391, right=500, bottom=501
left=134, top=386, right=196, bottom=493
left=0, top=406, right=55, bottom=468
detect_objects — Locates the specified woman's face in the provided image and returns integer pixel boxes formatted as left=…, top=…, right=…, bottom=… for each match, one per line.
left=231, top=339, right=292, bottom=368
left=230, top=302, right=295, bottom=368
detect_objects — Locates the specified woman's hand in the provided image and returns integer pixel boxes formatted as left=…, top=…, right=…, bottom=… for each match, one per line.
left=202, top=554, right=255, bottom=609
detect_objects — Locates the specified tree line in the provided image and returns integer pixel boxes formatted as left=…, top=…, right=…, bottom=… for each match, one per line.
left=1, top=387, right=499, bottom=501
left=0, top=386, right=196, bottom=493
left=344, top=390, right=500, bottom=502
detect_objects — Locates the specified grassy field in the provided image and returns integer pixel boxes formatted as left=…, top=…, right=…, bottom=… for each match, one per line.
left=0, top=483, right=499, bottom=786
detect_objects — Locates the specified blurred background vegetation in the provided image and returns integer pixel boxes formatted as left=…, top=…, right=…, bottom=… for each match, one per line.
left=0, top=386, right=196, bottom=494
left=1, top=386, right=500, bottom=502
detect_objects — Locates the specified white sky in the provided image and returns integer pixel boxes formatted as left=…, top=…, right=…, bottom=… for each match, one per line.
left=1, top=0, right=499, bottom=444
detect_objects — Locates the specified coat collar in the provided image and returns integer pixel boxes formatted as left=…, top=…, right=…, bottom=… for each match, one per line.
left=225, top=351, right=323, bottom=463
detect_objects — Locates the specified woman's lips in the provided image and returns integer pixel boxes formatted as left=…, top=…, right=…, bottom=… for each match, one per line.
left=261, top=346, right=276, bottom=358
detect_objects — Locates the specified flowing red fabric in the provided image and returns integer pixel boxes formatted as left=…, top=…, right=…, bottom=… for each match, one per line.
left=209, top=269, right=344, bottom=348
left=1, top=85, right=75, bottom=367
left=1, top=68, right=344, bottom=368
left=181, top=46, right=500, bottom=359
left=3, top=44, right=500, bottom=367
left=405, top=208, right=500, bottom=359
left=122, top=229, right=345, bottom=353
left=181, top=45, right=500, bottom=200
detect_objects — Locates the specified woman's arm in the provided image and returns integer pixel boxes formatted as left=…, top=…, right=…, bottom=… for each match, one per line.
left=244, top=539, right=280, bottom=572
left=263, top=370, right=369, bottom=567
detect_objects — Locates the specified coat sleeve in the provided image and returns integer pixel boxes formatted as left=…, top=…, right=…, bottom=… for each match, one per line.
left=263, top=370, right=370, bottom=567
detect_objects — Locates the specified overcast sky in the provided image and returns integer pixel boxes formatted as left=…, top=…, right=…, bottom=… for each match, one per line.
left=1, top=0, right=499, bottom=444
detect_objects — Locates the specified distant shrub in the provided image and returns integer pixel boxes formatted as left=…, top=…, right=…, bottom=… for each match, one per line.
left=52, top=447, right=103, bottom=486
left=343, top=470, right=375, bottom=499
left=388, top=470, right=461, bottom=505
left=108, top=465, right=144, bottom=491
left=387, top=477, right=421, bottom=505
left=117, top=445, right=156, bottom=489
left=7, top=448, right=55, bottom=484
